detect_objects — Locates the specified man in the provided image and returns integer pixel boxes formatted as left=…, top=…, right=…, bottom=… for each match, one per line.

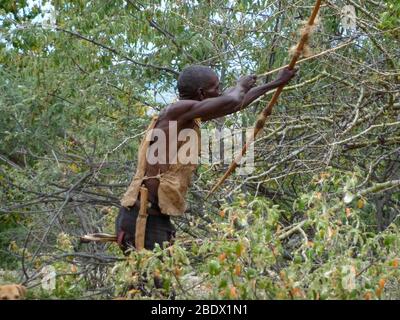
left=115, top=65, right=297, bottom=254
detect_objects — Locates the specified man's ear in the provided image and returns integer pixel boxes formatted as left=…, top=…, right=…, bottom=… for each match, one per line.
left=17, top=285, right=27, bottom=298
left=198, top=88, right=205, bottom=100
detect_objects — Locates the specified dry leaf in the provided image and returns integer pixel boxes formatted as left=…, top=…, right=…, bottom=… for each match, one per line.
left=234, top=264, right=241, bottom=276
left=229, top=286, right=237, bottom=298
left=218, top=252, right=227, bottom=262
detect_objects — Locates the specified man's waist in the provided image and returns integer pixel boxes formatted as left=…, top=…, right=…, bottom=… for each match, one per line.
left=133, top=199, right=164, bottom=217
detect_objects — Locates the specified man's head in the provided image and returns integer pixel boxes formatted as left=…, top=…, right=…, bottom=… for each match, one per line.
left=177, top=65, right=220, bottom=101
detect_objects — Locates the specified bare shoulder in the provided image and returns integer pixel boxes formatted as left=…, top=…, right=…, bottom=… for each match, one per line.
left=163, top=99, right=197, bottom=120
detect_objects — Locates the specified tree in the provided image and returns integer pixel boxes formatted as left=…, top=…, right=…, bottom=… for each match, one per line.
left=0, top=0, right=399, bottom=299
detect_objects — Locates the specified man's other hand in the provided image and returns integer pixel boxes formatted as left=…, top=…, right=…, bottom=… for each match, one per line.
left=237, top=74, right=257, bottom=92
left=276, top=67, right=298, bottom=86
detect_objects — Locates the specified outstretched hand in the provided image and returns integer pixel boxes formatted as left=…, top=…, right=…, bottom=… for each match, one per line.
left=237, top=74, right=257, bottom=92
left=276, top=67, right=298, bottom=86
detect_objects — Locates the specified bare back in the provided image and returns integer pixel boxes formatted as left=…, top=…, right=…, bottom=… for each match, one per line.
left=144, top=101, right=199, bottom=204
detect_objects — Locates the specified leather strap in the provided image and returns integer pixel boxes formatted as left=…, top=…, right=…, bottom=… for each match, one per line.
left=135, top=187, right=149, bottom=251
left=133, top=199, right=163, bottom=216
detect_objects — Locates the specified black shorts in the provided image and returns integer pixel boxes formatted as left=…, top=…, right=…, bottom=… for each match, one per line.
left=115, top=205, right=176, bottom=253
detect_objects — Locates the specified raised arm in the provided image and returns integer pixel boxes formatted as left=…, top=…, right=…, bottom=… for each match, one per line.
left=170, top=75, right=257, bottom=122
left=166, top=68, right=296, bottom=123
left=233, top=67, right=298, bottom=112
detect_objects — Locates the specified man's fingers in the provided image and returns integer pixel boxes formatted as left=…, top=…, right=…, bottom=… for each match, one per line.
left=284, top=66, right=298, bottom=73
left=251, top=75, right=257, bottom=86
left=289, top=67, right=299, bottom=75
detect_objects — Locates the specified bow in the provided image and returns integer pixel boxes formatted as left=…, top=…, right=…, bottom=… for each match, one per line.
left=206, top=0, right=323, bottom=199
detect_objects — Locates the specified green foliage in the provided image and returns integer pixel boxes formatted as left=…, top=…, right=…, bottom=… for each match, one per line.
left=0, top=0, right=399, bottom=300
left=379, top=0, right=400, bottom=31
left=100, top=170, right=400, bottom=300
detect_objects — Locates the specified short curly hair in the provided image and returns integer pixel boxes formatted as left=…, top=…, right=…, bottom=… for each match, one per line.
left=177, top=65, right=217, bottom=98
